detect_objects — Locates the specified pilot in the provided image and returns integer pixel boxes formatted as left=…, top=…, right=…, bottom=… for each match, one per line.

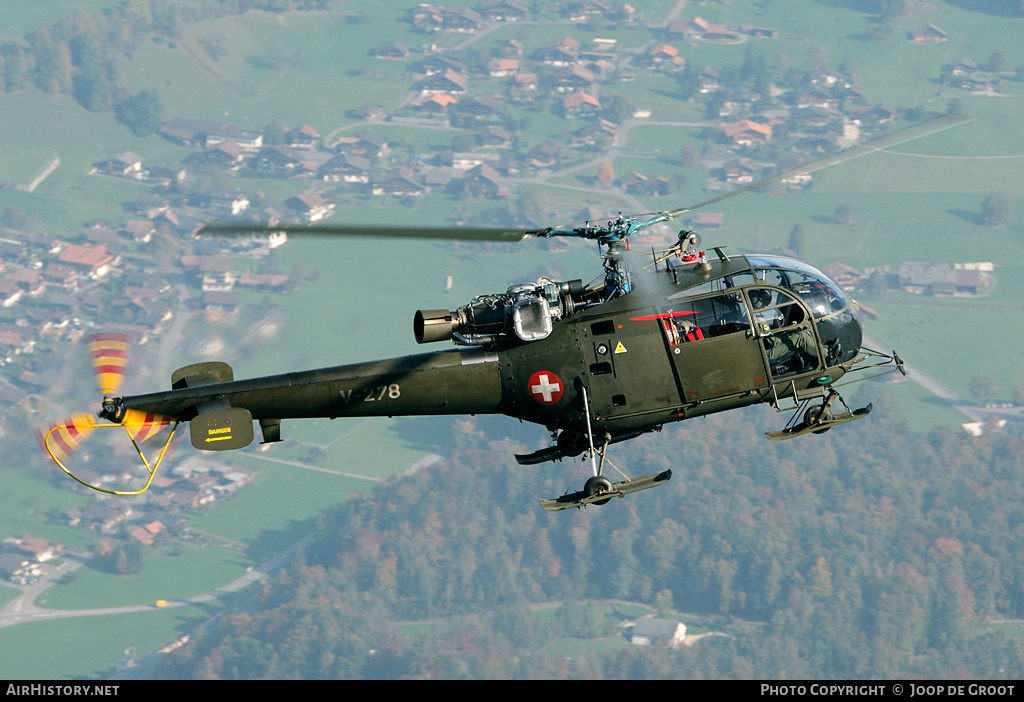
left=750, top=289, right=821, bottom=375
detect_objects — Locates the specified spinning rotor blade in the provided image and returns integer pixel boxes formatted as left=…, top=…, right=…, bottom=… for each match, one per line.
left=35, top=412, right=99, bottom=466
left=663, top=113, right=974, bottom=219
left=88, top=332, right=131, bottom=396
left=37, top=332, right=179, bottom=495
left=200, top=221, right=540, bottom=243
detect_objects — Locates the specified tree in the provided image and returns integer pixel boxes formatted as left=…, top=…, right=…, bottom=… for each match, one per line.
left=987, top=50, right=1007, bottom=73
left=597, top=161, right=614, bottom=186
left=982, top=191, right=1014, bottom=227
left=969, top=374, right=998, bottom=405
left=788, top=224, right=805, bottom=256
left=114, top=88, right=164, bottom=136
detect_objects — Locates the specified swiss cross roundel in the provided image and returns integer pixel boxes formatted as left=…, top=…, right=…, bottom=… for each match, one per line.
left=527, top=370, right=564, bottom=405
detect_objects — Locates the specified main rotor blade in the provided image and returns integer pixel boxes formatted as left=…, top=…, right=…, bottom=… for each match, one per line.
left=200, top=221, right=540, bottom=243
left=664, top=113, right=973, bottom=218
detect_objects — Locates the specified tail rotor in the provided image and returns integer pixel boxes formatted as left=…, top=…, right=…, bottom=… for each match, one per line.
left=37, top=332, right=179, bottom=495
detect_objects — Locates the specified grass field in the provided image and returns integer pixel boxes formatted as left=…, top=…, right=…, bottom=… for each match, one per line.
left=0, top=606, right=209, bottom=680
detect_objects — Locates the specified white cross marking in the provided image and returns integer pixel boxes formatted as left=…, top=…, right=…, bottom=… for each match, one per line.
left=531, top=374, right=561, bottom=403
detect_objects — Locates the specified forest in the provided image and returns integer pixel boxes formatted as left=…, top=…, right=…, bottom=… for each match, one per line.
left=155, top=388, right=1024, bottom=679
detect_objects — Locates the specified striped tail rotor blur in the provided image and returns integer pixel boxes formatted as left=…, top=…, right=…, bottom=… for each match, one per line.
left=37, top=332, right=179, bottom=494
left=88, top=332, right=131, bottom=396
left=35, top=412, right=99, bottom=467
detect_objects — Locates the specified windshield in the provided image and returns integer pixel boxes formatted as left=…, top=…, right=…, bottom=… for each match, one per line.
left=747, top=256, right=851, bottom=319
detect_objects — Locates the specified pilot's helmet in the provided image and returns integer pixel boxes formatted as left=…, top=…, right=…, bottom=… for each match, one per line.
left=749, top=289, right=772, bottom=309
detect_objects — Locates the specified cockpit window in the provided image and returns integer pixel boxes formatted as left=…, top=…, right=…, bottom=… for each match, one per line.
left=747, top=256, right=850, bottom=319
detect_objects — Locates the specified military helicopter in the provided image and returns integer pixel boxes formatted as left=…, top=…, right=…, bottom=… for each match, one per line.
left=41, top=114, right=970, bottom=510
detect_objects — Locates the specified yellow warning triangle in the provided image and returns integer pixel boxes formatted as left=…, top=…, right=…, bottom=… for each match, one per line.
left=614, top=341, right=627, bottom=354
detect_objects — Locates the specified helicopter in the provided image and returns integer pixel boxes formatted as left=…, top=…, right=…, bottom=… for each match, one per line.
left=41, top=114, right=970, bottom=511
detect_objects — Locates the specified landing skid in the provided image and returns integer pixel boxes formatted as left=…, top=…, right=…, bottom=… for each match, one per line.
left=766, top=388, right=872, bottom=441
left=540, top=470, right=672, bottom=512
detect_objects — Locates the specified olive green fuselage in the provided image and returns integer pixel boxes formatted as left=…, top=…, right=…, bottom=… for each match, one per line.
left=118, top=253, right=856, bottom=446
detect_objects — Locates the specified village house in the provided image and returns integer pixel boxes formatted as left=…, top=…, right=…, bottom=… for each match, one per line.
left=374, top=40, right=410, bottom=60
left=416, top=68, right=469, bottom=94
left=542, top=37, right=580, bottom=66
left=479, top=0, right=529, bottom=22
left=285, top=124, right=320, bottom=149
left=57, top=243, right=117, bottom=280
left=372, top=172, right=426, bottom=198
left=318, top=153, right=371, bottom=184
left=159, top=117, right=263, bottom=151
left=285, top=191, right=335, bottom=222
left=487, top=58, right=520, bottom=77
left=899, top=262, right=994, bottom=296
left=721, top=119, right=772, bottom=147
left=548, top=65, right=595, bottom=93
left=631, top=617, right=687, bottom=648
left=443, top=7, right=482, bottom=32
left=562, top=91, right=602, bottom=118
left=92, top=151, right=143, bottom=178
left=419, top=93, right=458, bottom=114
left=192, top=140, right=247, bottom=172
left=908, top=24, right=948, bottom=45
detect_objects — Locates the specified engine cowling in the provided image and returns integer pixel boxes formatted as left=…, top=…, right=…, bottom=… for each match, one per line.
left=414, top=279, right=585, bottom=345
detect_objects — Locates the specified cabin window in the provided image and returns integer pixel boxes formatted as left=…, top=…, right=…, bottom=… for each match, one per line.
left=660, top=292, right=750, bottom=346
left=590, top=362, right=612, bottom=375
left=612, top=394, right=627, bottom=407
left=590, top=320, right=615, bottom=336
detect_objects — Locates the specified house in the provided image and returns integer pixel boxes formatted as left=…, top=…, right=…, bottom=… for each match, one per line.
left=374, top=40, right=410, bottom=60
left=631, top=617, right=687, bottom=648
left=721, top=119, right=772, bottom=147
left=549, top=65, right=595, bottom=93
left=0, top=553, right=40, bottom=585
left=416, top=68, right=469, bottom=94
left=411, top=4, right=444, bottom=32
left=201, top=290, right=238, bottom=312
left=57, top=244, right=116, bottom=279
left=318, top=153, right=371, bottom=184
left=637, top=44, right=685, bottom=70
left=899, top=262, right=994, bottom=296
left=372, top=172, right=426, bottom=197
left=254, top=144, right=305, bottom=173
left=285, top=125, right=320, bottom=149
left=562, top=91, right=602, bottom=118
left=285, top=191, right=335, bottom=222
left=909, top=24, right=947, bottom=44
left=616, top=172, right=670, bottom=196
left=159, top=117, right=263, bottom=151
left=193, top=140, right=247, bottom=171
left=419, top=93, right=458, bottom=114
left=476, top=126, right=515, bottom=150
left=93, top=151, right=143, bottom=177
left=120, top=220, right=156, bottom=243
left=680, top=17, right=741, bottom=42
left=480, top=0, right=528, bottom=22
left=349, top=103, right=384, bottom=120
left=487, top=58, right=520, bottom=77
left=208, top=190, right=250, bottom=216
left=444, top=7, right=482, bottom=32
left=462, top=163, right=505, bottom=198
left=542, top=37, right=580, bottom=66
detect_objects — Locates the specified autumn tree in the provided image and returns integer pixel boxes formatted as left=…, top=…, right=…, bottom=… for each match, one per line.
left=597, top=162, right=615, bottom=186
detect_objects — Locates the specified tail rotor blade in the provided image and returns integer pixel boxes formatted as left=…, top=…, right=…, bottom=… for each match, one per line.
left=88, top=332, right=131, bottom=396
left=121, top=409, right=173, bottom=442
left=36, top=413, right=99, bottom=465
